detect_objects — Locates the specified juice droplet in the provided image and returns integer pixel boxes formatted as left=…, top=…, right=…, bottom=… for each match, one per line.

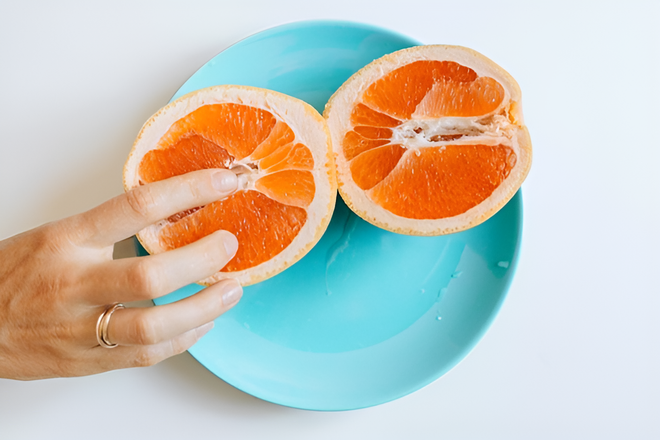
left=437, top=287, right=447, bottom=300
left=436, top=316, right=442, bottom=321
left=497, top=261, right=510, bottom=268
left=451, top=271, right=463, bottom=278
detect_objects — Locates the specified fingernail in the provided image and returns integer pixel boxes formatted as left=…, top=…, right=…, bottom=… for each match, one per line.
left=197, top=321, right=215, bottom=338
left=212, top=170, right=237, bottom=193
left=221, top=282, right=243, bottom=307
left=220, top=231, right=239, bottom=256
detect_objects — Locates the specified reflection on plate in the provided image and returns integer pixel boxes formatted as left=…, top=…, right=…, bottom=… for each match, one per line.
left=149, top=20, right=523, bottom=411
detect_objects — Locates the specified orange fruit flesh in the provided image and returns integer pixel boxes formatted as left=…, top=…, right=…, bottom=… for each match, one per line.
left=343, top=60, right=515, bottom=220
left=138, top=103, right=315, bottom=272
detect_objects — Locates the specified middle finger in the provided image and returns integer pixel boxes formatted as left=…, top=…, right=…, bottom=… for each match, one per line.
left=86, top=229, right=238, bottom=305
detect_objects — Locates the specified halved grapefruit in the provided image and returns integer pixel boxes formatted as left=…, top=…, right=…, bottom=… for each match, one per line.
left=324, top=45, right=532, bottom=235
left=124, top=85, right=337, bottom=286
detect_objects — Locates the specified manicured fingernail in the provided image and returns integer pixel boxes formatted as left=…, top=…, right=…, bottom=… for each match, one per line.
left=197, top=321, right=214, bottom=337
left=212, top=170, right=237, bottom=193
left=220, top=231, right=239, bottom=256
left=222, top=282, right=243, bottom=306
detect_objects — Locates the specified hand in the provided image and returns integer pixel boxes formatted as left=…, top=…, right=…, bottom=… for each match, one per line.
left=0, top=169, right=242, bottom=380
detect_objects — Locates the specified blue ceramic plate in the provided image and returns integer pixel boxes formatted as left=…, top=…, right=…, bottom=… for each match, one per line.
left=150, top=20, right=523, bottom=411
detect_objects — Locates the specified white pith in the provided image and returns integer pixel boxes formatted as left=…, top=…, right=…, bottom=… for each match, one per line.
left=124, top=85, right=337, bottom=286
left=389, top=114, right=515, bottom=149
left=324, top=45, right=532, bottom=236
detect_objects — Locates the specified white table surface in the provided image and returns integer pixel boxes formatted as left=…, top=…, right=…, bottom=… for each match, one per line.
left=1, top=1, right=659, bottom=438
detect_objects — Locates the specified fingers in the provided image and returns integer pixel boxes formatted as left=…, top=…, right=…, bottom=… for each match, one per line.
left=92, top=321, right=215, bottom=372
left=88, top=229, right=239, bottom=305
left=105, top=279, right=242, bottom=346
left=85, top=279, right=241, bottom=372
left=73, top=169, right=238, bottom=248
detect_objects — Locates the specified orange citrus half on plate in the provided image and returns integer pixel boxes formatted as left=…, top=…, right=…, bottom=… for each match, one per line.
left=324, top=45, right=532, bottom=235
left=124, top=85, right=337, bottom=286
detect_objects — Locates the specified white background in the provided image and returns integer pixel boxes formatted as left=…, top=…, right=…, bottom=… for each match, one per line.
left=1, top=1, right=659, bottom=438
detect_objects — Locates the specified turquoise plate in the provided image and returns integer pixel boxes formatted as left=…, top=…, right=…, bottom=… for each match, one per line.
left=149, top=20, right=523, bottom=411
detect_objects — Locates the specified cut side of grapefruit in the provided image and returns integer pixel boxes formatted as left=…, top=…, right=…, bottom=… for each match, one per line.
left=124, top=85, right=337, bottom=286
left=324, top=45, right=532, bottom=236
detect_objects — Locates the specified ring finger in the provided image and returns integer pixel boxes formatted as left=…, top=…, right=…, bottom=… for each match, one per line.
left=103, top=279, right=242, bottom=346
left=91, top=322, right=215, bottom=372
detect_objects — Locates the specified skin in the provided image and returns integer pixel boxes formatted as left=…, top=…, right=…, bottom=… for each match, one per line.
left=0, top=169, right=242, bottom=380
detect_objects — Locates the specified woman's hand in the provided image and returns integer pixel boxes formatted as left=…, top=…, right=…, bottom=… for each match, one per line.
left=0, top=169, right=242, bottom=380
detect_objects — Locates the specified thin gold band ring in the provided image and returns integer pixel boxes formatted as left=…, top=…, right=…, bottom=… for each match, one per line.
left=95, top=303, right=124, bottom=348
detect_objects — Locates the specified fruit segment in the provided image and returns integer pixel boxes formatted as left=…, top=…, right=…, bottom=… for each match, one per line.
left=258, top=143, right=314, bottom=172
left=350, top=103, right=402, bottom=127
left=412, top=76, right=504, bottom=118
left=361, top=60, right=504, bottom=119
left=250, top=121, right=295, bottom=160
left=156, top=103, right=276, bottom=160
left=342, top=131, right=390, bottom=161
left=139, top=135, right=233, bottom=182
left=369, top=145, right=516, bottom=219
left=255, top=170, right=316, bottom=208
left=349, top=144, right=406, bottom=190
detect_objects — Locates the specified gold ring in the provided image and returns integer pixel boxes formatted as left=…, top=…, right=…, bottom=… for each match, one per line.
left=95, top=303, right=125, bottom=348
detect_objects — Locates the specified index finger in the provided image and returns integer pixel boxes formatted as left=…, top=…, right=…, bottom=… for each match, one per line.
left=73, top=169, right=237, bottom=248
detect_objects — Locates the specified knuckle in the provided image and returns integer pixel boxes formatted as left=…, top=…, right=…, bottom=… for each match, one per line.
left=132, top=315, right=162, bottom=346
left=34, top=222, right=57, bottom=242
left=30, top=222, right=70, bottom=254
left=35, top=269, right=76, bottom=302
left=132, top=349, right=160, bottom=368
left=184, top=176, right=206, bottom=201
left=125, top=187, right=157, bottom=219
left=51, top=321, right=77, bottom=342
left=127, top=260, right=163, bottom=298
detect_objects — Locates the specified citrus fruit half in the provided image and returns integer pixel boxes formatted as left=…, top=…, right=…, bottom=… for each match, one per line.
left=324, top=45, right=532, bottom=236
left=124, top=85, right=337, bottom=286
